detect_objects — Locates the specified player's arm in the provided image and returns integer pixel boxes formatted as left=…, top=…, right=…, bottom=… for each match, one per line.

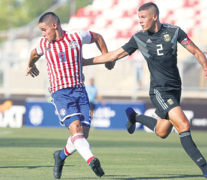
left=182, top=37, right=207, bottom=79
left=90, top=32, right=108, bottom=55
left=82, top=47, right=129, bottom=66
left=90, top=31, right=115, bottom=70
left=26, top=49, right=41, bottom=77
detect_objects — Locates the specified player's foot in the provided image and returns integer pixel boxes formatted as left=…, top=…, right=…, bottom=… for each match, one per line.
left=125, top=107, right=137, bottom=134
left=90, top=157, right=105, bottom=177
left=53, top=150, right=65, bottom=179
left=203, top=164, right=207, bottom=178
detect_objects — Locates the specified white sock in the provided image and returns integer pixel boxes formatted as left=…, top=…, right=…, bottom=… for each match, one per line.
left=71, top=133, right=94, bottom=164
left=64, top=135, right=76, bottom=156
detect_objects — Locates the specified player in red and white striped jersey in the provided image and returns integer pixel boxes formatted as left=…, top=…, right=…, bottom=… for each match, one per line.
left=35, top=29, right=93, bottom=94
left=26, top=12, right=109, bottom=179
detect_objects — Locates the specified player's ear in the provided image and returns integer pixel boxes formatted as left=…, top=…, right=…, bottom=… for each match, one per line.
left=52, top=23, right=58, bottom=30
left=153, top=14, right=158, bottom=21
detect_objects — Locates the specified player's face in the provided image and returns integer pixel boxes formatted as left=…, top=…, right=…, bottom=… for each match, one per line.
left=39, top=22, right=56, bottom=42
left=138, top=10, right=155, bottom=32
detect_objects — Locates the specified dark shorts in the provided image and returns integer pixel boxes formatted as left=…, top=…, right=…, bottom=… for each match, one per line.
left=51, top=87, right=91, bottom=128
left=89, top=102, right=95, bottom=111
left=150, top=88, right=181, bottom=120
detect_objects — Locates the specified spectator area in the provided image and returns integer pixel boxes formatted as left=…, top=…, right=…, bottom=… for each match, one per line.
left=0, top=0, right=207, bottom=98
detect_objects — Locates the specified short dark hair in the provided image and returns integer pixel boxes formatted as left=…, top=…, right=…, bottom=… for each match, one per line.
left=138, top=2, right=159, bottom=17
left=39, top=12, right=60, bottom=25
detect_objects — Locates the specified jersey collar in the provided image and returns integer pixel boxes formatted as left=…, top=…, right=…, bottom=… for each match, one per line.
left=147, top=24, right=163, bottom=36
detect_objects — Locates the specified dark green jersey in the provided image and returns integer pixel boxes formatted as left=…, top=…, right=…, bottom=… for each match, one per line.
left=122, top=24, right=187, bottom=91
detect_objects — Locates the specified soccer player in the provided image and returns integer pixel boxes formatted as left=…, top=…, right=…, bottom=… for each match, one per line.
left=26, top=12, right=109, bottom=179
left=83, top=2, right=207, bottom=178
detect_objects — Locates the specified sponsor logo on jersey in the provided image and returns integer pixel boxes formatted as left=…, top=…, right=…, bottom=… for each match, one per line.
left=164, top=34, right=171, bottom=42
left=146, top=39, right=152, bottom=43
left=167, top=99, right=174, bottom=105
left=46, top=47, right=50, bottom=51
left=69, top=41, right=78, bottom=49
left=60, top=109, right=66, bottom=116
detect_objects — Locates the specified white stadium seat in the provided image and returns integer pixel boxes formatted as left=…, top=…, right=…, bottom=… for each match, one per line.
left=69, top=17, right=90, bottom=30
left=112, top=17, right=133, bottom=30
left=92, top=0, right=113, bottom=10
left=102, top=7, right=123, bottom=20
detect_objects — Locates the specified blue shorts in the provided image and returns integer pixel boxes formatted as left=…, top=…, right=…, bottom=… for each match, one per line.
left=51, top=87, right=91, bottom=128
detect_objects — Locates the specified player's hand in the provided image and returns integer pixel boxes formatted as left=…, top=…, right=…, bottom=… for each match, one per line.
left=26, top=64, right=39, bottom=77
left=105, top=61, right=116, bottom=70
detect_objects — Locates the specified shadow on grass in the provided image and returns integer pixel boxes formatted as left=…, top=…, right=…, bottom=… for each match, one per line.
left=0, top=138, right=181, bottom=148
left=102, top=174, right=202, bottom=179
left=57, top=174, right=203, bottom=179
left=0, top=165, right=72, bottom=169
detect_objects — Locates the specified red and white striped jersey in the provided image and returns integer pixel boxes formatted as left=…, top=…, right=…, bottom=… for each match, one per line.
left=35, top=30, right=93, bottom=94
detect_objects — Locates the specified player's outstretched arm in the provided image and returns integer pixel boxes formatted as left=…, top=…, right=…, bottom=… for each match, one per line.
left=185, top=42, right=207, bottom=79
left=26, top=49, right=41, bottom=77
left=82, top=47, right=129, bottom=66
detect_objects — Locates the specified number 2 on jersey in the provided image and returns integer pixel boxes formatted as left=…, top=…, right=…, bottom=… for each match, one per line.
left=156, top=44, right=164, bottom=56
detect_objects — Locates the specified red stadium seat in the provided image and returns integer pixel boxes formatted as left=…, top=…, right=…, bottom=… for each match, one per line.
left=67, top=0, right=207, bottom=48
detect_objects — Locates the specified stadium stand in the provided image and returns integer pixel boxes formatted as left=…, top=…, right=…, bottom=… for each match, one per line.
left=0, top=0, right=207, bottom=98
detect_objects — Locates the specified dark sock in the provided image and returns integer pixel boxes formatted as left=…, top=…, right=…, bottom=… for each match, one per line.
left=131, top=113, right=157, bottom=131
left=179, top=131, right=207, bottom=174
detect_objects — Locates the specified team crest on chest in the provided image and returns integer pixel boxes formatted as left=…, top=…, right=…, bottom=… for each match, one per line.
left=69, top=41, right=78, bottom=49
left=163, top=33, right=171, bottom=42
left=60, top=109, right=66, bottom=116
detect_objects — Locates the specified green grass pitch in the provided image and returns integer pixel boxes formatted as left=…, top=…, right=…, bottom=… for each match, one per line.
left=0, top=127, right=206, bottom=180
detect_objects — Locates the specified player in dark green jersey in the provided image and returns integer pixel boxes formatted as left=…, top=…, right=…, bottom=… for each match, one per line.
left=83, top=2, right=207, bottom=178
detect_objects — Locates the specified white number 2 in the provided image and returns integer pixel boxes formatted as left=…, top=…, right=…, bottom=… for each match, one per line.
left=156, top=44, right=164, bottom=56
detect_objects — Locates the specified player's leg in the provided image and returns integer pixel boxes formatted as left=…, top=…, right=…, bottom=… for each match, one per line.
left=168, top=106, right=207, bottom=177
left=155, top=116, right=173, bottom=138
left=51, top=89, right=81, bottom=179
left=126, top=107, right=157, bottom=134
left=61, top=121, right=90, bottom=159
left=58, top=117, right=91, bottom=162
left=126, top=88, right=174, bottom=137
left=78, top=88, right=104, bottom=177
left=68, top=119, right=95, bottom=164
left=126, top=107, right=173, bottom=138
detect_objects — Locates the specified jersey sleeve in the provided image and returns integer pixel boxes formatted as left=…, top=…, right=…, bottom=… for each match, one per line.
left=121, top=36, right=138, bottom=55
left=177, top=27, right=187, bottom=43
left=35, top=39, right=44, bottom=56
left=177, top=27, right=193, bottom=48
left=78, top=30, right=93, bottom=44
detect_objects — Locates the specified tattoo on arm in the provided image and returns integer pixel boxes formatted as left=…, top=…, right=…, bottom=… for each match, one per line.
left=197, top=53, right=207, bottom=69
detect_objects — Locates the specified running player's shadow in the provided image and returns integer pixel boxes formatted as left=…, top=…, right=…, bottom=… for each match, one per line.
left=104, top=174, right=203, bottom=179
left=0, top=165, right=73, bottom=169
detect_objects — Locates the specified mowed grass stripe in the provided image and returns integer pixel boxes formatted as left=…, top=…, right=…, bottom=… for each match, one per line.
left=0, top=127, right=206, bottom=179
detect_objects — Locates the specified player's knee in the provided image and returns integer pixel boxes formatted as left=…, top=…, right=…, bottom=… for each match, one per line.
left=155, top=129, right=169, bottom=139
left=178, top=121, right=190, bottom=133
left=69, top=121, right=83, bottom=134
